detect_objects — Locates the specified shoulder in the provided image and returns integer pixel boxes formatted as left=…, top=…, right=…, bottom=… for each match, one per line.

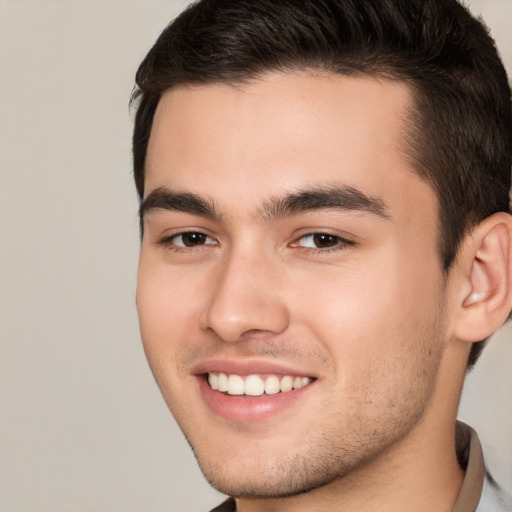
left=477, top=471, right=512, bottom=512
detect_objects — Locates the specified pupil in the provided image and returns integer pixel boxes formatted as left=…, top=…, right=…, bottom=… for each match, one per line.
left=183, top=232, right=205, bottom=246
left=313, top=234, right=338, bottom=247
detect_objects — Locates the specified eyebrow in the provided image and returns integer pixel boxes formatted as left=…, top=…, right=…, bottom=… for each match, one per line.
left=140, top=187, right=219, bottom=221
left=261, top=185, right=389, bottom=221
left=139, top=184, right=389, bottom=226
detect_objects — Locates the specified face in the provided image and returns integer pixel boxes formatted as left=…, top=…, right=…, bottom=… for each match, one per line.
left=137, top=73, right=450, bottom=498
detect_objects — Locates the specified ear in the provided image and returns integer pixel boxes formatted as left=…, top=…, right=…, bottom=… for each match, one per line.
left=452, top=212, right=512, bottom=342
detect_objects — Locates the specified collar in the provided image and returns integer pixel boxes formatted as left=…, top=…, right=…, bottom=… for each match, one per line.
left=452, top=421, right=485, bottom=512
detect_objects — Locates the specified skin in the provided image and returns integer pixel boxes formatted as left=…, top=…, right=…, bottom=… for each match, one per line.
left=136, top=73, right=472, bottom=512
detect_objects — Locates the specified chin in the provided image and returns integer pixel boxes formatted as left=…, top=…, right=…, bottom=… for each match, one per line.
left=198, top=462, right=337, bottom=499
left=188, top=438, right=358, bottom=499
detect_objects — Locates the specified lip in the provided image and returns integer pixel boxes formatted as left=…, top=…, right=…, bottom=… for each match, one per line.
left=198, top=377, right=315, bottom=422
left=193, top=358, right=318, bottom=423
left=192, top=358, right=318, bottom=378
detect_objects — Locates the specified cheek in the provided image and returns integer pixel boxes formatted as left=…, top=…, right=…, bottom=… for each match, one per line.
left=136, top=261, right=207, bottom=419
left=137, top=251, right=207, bottom=318
left=136, top=259, right=204, bottom=370
left=291, top=259, right=400, bottom=333
left=297, top=264, right=444, bottom=428
left=290, top=250, right=444, bottom=371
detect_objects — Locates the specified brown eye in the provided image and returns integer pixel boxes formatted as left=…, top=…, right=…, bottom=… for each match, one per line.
left=181, top=232, right=207, bottom=246
left=312, top=233, right=340, bottom=248
left=293, top=232, right=353, bottom=251
left=171, top=232, right=216, bottom=247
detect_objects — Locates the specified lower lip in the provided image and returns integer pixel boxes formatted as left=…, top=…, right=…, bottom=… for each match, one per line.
left=197, top=377, right=313, bottom=423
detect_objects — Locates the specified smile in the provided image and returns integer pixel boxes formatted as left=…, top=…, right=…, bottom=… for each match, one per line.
left=207, top=372, right=312, bottom=396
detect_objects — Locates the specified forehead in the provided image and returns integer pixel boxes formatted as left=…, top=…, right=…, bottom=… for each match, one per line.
left=145, top=72, right=435, bottom=222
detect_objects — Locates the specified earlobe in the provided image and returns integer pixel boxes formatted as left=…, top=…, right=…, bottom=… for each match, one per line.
left=453, top=213, right=512, bottom=342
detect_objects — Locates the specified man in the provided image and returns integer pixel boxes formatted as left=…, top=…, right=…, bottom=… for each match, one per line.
left=132, top=0, right=512, bottom=510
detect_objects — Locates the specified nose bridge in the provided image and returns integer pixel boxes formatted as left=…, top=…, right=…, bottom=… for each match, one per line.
left=201, top=244, right=289, bottom=342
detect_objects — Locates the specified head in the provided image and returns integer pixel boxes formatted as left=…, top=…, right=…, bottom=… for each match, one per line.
left=132, top=0, right=511, bottom=368
left=133, top=0, right=512, bottom=503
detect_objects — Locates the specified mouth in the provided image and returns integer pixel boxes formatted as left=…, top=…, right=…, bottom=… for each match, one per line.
left=207, top=372, right=313, bottom=396
left=194, top=360, right=318, bottom=422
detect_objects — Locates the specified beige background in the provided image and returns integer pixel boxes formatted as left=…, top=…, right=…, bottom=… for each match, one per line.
left=0, top=1, right=510, bottom=511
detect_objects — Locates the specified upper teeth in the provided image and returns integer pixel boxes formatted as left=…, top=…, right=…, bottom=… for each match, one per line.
left=207, top=373, right=311, bottom=396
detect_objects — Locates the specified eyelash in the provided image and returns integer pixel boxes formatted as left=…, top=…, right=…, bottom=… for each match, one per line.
left=158, top=231, right=218, bottom=252
left=290, top=232, right=355, bottom=254
left=157, top=230, right=355, bottom=255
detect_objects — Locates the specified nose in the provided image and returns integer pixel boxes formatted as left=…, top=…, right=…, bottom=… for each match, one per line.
left=199, top=249, right=290, bottom=342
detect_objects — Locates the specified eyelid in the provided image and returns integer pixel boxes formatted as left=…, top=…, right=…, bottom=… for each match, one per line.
left=156, top=229, right=219, bottom=251
left=290, top=230, right=356, bottom=251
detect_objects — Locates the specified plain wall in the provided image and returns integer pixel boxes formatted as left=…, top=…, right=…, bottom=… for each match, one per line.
left=0, top=1, right=510, bottom=510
